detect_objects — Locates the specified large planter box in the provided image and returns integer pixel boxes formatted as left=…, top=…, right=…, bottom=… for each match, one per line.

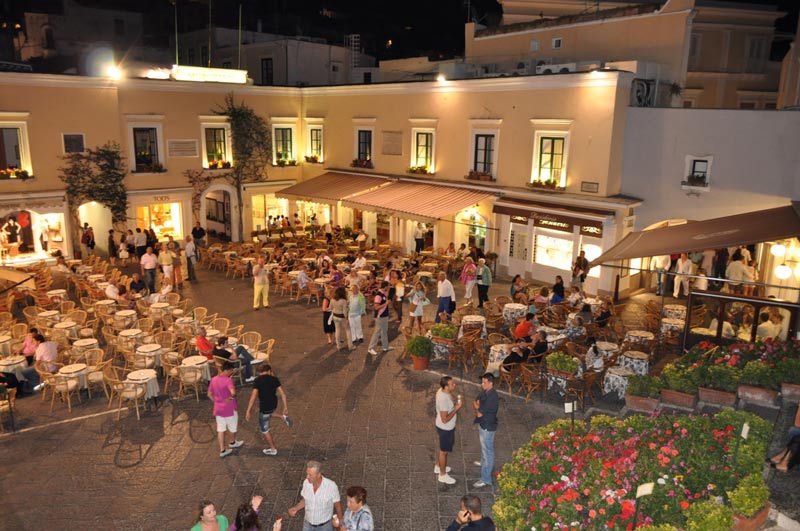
left=698, top=386, right=737, bottom=408
left=431, top=336, right=455, bottom=346
left=625, top=394, right=660, bottom=413
left=732, top=502, right=771, bottom=531
left=660, top=388, right=697, bottom=410
left=737, top=384, right=779, bottom=408
left=781, top=382, right=800, bottom=402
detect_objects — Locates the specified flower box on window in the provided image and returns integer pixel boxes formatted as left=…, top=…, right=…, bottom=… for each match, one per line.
left=276, top=159, right=297, bottom=167
left=407, top=165, right=432, bottom=175
left=681, top=175, right=709, bottom=187
left=133, top=162, right=167, bottom=173
left=351, top=158, right=373, bottom=169
left=527, top=179, right=565, bottom=192
left=304, top=155, right=321, bottom=164
left=464, top=170, right=495, bottom=182
left=0, top=168, right=32, bottom=180
left=207, top=160, right=232, bottom=170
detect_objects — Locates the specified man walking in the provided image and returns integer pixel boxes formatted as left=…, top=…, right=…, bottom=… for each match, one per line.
left=140, top=246, right=158, bottom=293
left=245, top=364, right=291, bottom=456
left=472, top=373, right=499, bottom=488
left=208, top=362, right=244, bottom=458
left=435, top=376, right=463, bottom=484
left=571, top=250, right=590, bottom=292
left=287, top=460, right=344, bottom=531
left=435, top=271, right=456, bottom=323
left=191, top=221, right=206, bottom=247
left=184, top=235, right=198, bottom=281
left=476, top=258, right=492, bottom=309
left=252, top=256, right=270, bottom=310
left=367, top=281, right=392, bottom=356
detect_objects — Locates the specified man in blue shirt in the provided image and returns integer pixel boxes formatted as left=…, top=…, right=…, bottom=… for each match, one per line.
left=472, top=373, right=499, bottom=488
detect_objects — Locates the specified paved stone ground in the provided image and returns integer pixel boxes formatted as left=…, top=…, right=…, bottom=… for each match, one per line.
left=1, top=266, right=798, bottom=530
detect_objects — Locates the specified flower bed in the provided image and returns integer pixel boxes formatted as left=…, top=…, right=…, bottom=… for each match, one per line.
left=494, top=410, right=771, bottom=530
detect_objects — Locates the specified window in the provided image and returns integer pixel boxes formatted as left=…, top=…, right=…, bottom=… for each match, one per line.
left=688, top=33, right=701, bottom=70
left=309, top=127, right=323, bottom=159
left=201, top=46, right=208, bottom=67
left=62, top=134, right=85, bottom=154
left=332, top=64, right=340, bottom=72
left=413, top=131, right=434, bottom=170
left=691, top=160, right=708, bottom=179
left=204, top=128, right=227, bottom=164
left=0, top=117, right=32, bottom=175
left=683, top=154, right=713, bottom=188
left=132, top=127, right=159, bottom=172
left=274, top=128, right=293, bottom=161
left=44, top=27, right=55, bottom=50
left=552, top=37, right=562, bottom=49
left=530, top=40, right=540, bottom=52
left=188, top=48, right=195, bottom=66
left=363, top=72, right=372, bottom=84
left=533, top=229, right=573, bottom=269
left=473, top=134, right=494, bottom=174
left=136, top=202, right=183, bottom=240
left=745, top=35, right=767, bottom=73
left=357, top=130, right=372, bottom=161
left=537, top=136, right=564, bottom=182
left=114, top=19, right=125, bottom=37
left=260, top=58, right=273, bottom=85
left=222, top=61, right=231, bottom=69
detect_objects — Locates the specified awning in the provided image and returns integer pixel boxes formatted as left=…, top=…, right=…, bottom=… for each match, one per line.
left=341, top=182, right=493, bottom=223
left=275, top=171, right=392, bottom=204
left=590, top=203, right=800, bottom=266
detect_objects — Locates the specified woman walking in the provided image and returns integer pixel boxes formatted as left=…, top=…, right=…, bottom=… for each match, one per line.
left=321, top=292, right=335, bottom=345
left=407, top=281, right=428, bottom=335
left=107, top=229, right=118, bottom=266
left=460, top=257, right=477, bottom=303
left=330, top=286, right=355, bottom=351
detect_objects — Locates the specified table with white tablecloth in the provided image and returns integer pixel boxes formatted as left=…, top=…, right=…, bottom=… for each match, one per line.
left=620, top=350, right=650, bottom=376
left=182, top=355, right=212, bottom=381
left=137, top=343, right=163, bottom=369
left=0, top=355, right=27, bottom=381
left=58, top=362, right=87, bottom=389
left=126, top=368, right=160, bottom=400
left=149, top=302, right=171, bottom=319
left=583, top=297, right=602, bottom=313
left=173, top=316, right=197, bottom=336
left=661, top=318, right=685, bottom=333
left=486, top=344, right=511, bottom=377
left=46, top=289, right=68, bottom=303
left=0, top=335, right=12, bottom=356
left=624, top=330, right=655, bottom=349
left=72, top=337, right=99, bottom=353
left=603, top=366, right=636, bottom=400
left=503, top=303, right=527, bottom=328
left=37, top=310, right=60, bottom=326
left=596, top=341, right=619, bottom=359
left=114, top=309, right=138, bottom=328
left=460, top=315, right=486, bottom=338
left=662, top=304, right=687, bottom=320
left=53, top=320, right=79, bottom=339
left=118, top=329, right=142, bottom=349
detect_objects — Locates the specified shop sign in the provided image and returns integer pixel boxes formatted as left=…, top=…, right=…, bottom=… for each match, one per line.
left=511, top=215, right=528, bottom=224
left=153, top=196, right=170, bottom=202
left=580, top=225, right=603, bottom=237
left=534, top=215, right=573, bottom=233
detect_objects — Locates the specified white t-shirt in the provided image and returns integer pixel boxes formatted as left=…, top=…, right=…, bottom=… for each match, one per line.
left=435, top=389, right=456, bottom=430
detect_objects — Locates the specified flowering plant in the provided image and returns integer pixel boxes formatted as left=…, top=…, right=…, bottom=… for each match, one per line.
left=545, top=351, right=580, bottom=375
left=739, top=360, right=780, bottom=390
left=0, top=168, right=31, bottom=180
left=661, top=363, right=698, bottom=394
left=351, top=158, right=373, bottom=169
left=684, top=500, right=732, bottom=531
left=726, top=473, right=770, bottom=517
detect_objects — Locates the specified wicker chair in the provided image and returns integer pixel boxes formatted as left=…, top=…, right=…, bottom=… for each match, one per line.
left=104, top=366, right=146, bottom=420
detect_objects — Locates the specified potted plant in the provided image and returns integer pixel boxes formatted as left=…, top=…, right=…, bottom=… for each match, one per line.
left=208, top=160, right=220, bottom=169
left=545, top=351, right=579, bottom=378
left=407, top=335, right=432, bottom=370
left=304, top=154, right=320, bottom=163
left=697, top=364, right=740, bottom=408
left=527, top=178, right=565, bottom=191
left=221, top=160, right=232, bottom=169
left=351, top=158, right=374, bottom=169
left=778, top=357, right=800, bottom=401
left=682, top=174, right=709, bottom=187
left=726, top=474, right=771, bottom=531
left=429, top=324, right=458, bottom=347
left=738, top=360, right=779, bottom=407
left=407, top=165, right=431, bottom=175
left=625, top=374, right=662, bottom=413
left=660, top=363, right=697, bottom=409
left=684, top=500, right=733, bottom=531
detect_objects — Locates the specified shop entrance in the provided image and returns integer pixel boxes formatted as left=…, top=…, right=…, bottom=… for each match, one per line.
left=203, top=190, right=232, bottom=242
left=0, top=208, right=67, bottom=262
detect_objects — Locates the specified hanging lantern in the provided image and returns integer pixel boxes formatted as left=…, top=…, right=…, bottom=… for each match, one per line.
left=771, top=244, right=786, bottom=257
left=775, top=263, right=792, bottom=280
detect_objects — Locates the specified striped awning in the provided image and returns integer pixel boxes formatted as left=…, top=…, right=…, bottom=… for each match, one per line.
left=341, top=182, right=494, bottom=223
left=275, top=171, right=392, bottom=204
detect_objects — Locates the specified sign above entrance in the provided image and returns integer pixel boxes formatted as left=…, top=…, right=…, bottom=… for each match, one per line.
left=494, top=203, right=604, bottom=237
left=534, top=216, right=573, bottom=233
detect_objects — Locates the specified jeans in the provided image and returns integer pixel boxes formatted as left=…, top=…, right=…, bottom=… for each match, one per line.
left=477, top=284, right=489, bottom=307
left=234, top=345, right=254, bottom=378
left=478, top=426, right=496, bottom=485
left=187, top=257, right=196, bottom=280
left=144, top=269, right=156, bottom=293
left=415, top=238, right=424, bottom=253
left=368, top=316, right=389, bottom=350
left=435, top=296, right=451, bottom=323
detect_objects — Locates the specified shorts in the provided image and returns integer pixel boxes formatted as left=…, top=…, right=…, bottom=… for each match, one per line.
left=437, top=427, right=455, bottom=452
left=258, top=410, right=274, bottom=434
left=215, top=411, right=238, bottom=433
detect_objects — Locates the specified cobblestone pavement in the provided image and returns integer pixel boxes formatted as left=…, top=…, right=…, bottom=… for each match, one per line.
left=1, top=267, right=797, bottom=530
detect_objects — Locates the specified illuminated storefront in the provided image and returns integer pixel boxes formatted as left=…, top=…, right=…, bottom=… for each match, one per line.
left=127, top=189, right=191, bottom=244
left=136, top=202, right=184, bottom=240
left=251, top=193, right=287, bottom=231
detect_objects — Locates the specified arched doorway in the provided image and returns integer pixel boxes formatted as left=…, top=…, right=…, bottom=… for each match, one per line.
left=457, top=210, right=488, bottom=251
left=200, top=183, right=240, bottom=243
left=78, top=201, right=113, bottom=256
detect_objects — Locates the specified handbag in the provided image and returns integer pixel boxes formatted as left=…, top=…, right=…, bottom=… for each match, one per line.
left=409, top=302, right=418, bottom=314
left=119, top=249, right=129, bottom=259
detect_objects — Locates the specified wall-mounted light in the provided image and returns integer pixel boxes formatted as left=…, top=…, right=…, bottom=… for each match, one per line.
left=770, top=243, right=786, bottom=257
left=775, top=263, right=792, bottom=280
left=105, top=64, right=123, bottom=80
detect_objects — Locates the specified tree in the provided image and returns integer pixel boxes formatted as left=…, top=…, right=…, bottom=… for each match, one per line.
left=58, top=142, right=128, bottom=255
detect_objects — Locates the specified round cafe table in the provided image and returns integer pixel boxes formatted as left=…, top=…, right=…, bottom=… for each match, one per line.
left=621, top=350, right=650, bottom=376
left=53, top=320, right=79, bottom=339
left=126, top=369, right=160, bottom=400
left=118, top=329, right=142, bottom=348
left=583, top=297, right=602, bottom=312
left=95, top=299, right=116, bottom=310
left=174, top=316, right=197, bottom=336
left=137, top=343, right=163, bottom=368
left=314, top=277, right=331, bottom=285
left=46, top=289, right=67, bottom=302
left=0, top=335, right=12, bottom=357
left=76, top=265, right=93, bottom=275
left=37, top=310, right=60, bottom=324
left=149, top=302, right=171, bottom=319
left=357, top=270, right=371, bottom=278
left=205, top=329, right=221, bottom=340
left=603, top=365, right=636, bottom=400
left=624, top=330, right=655, bottom=347
left=546, top=333, right=568, bottom=350
left=503, top=303, right=528, bottom=328
left=663, top=304, right=687, bottom=320
left=288, top=270, right=301, bottom=278
left=460, top=315, right=486, bottom=338
left=114, top=309, right=138, bottom=328
left=0, top=355, right=27, bottom=381
left=486, top=344, right=511, bottom=377
left=596, top=341, right=619, bottom=359
left=73, top=338, right=99, bottom=353
left=66, top=259, right=82, bottom=267
left=88, top=274, right=105, bottom=283
left=59, top=362, right=88, bottom=389
left=661, top=318, right=685, bottom=333
left=182, top=355, right=211, bottom=381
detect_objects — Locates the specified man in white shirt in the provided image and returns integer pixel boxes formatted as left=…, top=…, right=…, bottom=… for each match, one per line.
left=436, top=271, right=456, bottom=323
left=673, top=253, right=693, bottom=298
left=352, top=252, right=366, bottom=270
left=133, top=228, right=147, bottom=258
left=414, top=222, right=425, bottom=253
left=297, top=265, right=312, bottom=291
left=140, top=246, right=158, bottom=293
left=344, top=269, right=363, bottom=289
left=652, top=255, right=672, bottom=296
left=756, top=313, right=778, bottom=339
left=287, top=460, right=343, bottom=530
left=184, top=235, right=198, bottom=281
left=434, top=376, right=463, bottom=485
left=725, top=251, right=748, bottom=294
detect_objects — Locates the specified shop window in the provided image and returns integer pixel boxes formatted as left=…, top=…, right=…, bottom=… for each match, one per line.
left=309, top=127, right=323, bottom=160
left=136, top=202, right=182, bottom=240
left=251, top=194, right=286, bottom=231
left=357, top=130, right=372, bottom=161
left=472, top=134, right=495, bottom=175
left=412, top=130, right=434, bottom=171
left=62, top=133, right=85, bottom=154
left=580, top=239, right=602, bottom=278
left=533, top=229, right=573, bottom=269
left=201, top=124, right=231, bottom=167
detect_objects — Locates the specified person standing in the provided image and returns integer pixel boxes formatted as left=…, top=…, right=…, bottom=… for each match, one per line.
left=435, top=376, right=463, bottom=484
left=348, top=284, right=366, bottom=344
left=445, top=496, right=495, bottom=531
left=476, top=258, right=492, bottom=309
left=673, top=252, right=693, bottom=298
left=191, top=221, right=206, bottom=247
left=184, top=235, right=198, bottom=281
left=330, top=286, right=355, bottom=351
left=414, top=222, right=425, bottom=253
left=140, top=246, right=158, bottom=293
left=407, top=281, right=428, bottom=335
left=287, top=461, right=344, bottom=531
left=134, top=227, right=147, bottom=259
left=652, top=255, right=671, bottom=296
left=571, top=250, right=590, bottom=292
left=472, top=373, right=499, bottom=488
left=367, top=281, right=392, bottom=356
left=107, top=229, right=117, bottom=266
left=460, top=257, right=477, bottom=303
left=323, top=220, right=333, bottom=243
left=245, top=364, right=291, bottom=457
left=207, top=361, right=244, bottom=458
left=435, top=271, right=456, bottom=323
left=342, top=486, right=374, bottom=531
left=252, top=256, right=270, bottom=310
left=157, top=242, right=174, bottom=288
left=725, top=250, right=747, bottom=294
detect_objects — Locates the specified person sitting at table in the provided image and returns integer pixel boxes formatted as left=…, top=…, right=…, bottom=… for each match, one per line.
left=405, top=253, right=420, bottom=277
left=534, top=287, right=550, bottom=307
left=456, top=243, right=470, bottom=260
left=148, top=278, right=173, bottom=304
left=0, top=371, right=20, bottom=394
left=329, top=263, right=344, bottom=288
left=344, top=268, right=363, bottom=289
left=196, top=328, right=215, bottom=360
left=444, top=242, right=457, bottom=258
left=564, top=315, right=587, bottom=342
left=297, top=265, right=312, bottom=291
left=55, top=256, right=73, bottom=275
left=567, top=286, right=583, bottom=308
left=532, top=330, right=549, bottom=358
left=344, top=250, right=356, bottom=264
left=513, top=313, right=537, bottom=342
left=502, top=339, right=533, bottom=367
left=510, top=275, right=530, bottom=305
left=352, top=252, right=366, bottom=270
left=129, top=273, right=147, bottom=295
left=21, top=333, right=57, bottom=392
left=584, top=339, right=604, bottom=372
left=212, top=336, right=256, bottom=382
left=711, top=314, right=737, bottom=339
left=755, top=312, right=778, bottom=339
left=577, top=303, right=594, bottom=325
left=551, top=275, right=566, bottom=304
left=596, top=302, right=612, bottom=328
left=15, top=326, right=39, bottom=366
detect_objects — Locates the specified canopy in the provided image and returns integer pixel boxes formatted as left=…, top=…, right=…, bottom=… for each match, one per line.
left=590, top=203, right=800, bottom=266
left=341, top=182, right=493, bottom=223
left=275, top=171, right=391, bottom=204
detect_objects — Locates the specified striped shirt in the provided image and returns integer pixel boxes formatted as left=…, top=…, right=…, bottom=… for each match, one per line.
left=301, top=476, right=340, bottom=526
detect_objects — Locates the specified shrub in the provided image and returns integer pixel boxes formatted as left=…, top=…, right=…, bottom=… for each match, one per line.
left=684, top=500, right=733, bottom=531
left=740, top=360, right=780, bottom=390
left=698, top=364, right=741, bottom=393
left=429, top=324, right=458, bottom=339
left=545, top=351, right=579, bottom=375
left=406, top=335, right=432, bottom=358
left=662, top=363, right=698, bottom=394
left=727, top=474, right=770, bottom=517
left=627, top=374, right=662, bottom=398
left=776, top=357, right=800, bottom=385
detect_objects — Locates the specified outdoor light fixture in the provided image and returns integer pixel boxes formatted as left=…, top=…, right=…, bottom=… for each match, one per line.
left=771, top=243, right=786, bottom=257
left=436, top=74, right=446, bottom=82
left=775, top=263, right=792, bottom=280
left=105, top=64, right=123, bottom=80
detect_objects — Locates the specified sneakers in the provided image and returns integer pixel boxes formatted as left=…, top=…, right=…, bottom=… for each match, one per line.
left=262, top=448, right=278, bottom=456
left=33, top=383, right=44, bottom=392
left=283, top=415, right=293, bottom=428
left=219, top=449, right=233, bottom=458
left=245, top=376, right=256, bottom=383
left=473, top=480, right=489, bottom=488
left=473, top=461, right=482, bottom=467
left=437, top=474, right=456, bottom=485
left=368, top=348, right=378, bottom=356
left=433, top=465, right=451, bottom=474
left=228, top=440, right=244, bottom=448
left=383, top=346, right=394, bottom=352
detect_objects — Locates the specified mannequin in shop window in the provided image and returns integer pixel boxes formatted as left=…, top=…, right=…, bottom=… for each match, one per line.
left=39, top=221, right=49, bottom=252
left=2, top=216, right=20, bottom=246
